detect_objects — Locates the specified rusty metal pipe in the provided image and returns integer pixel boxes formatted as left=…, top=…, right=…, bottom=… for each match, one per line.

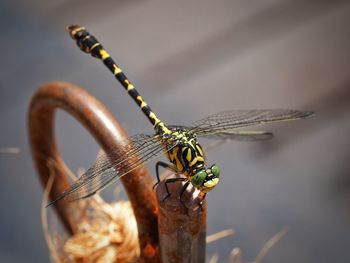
left=28, top=81, right=160, bottom=263
left=156, top=175, right=207, bottom=263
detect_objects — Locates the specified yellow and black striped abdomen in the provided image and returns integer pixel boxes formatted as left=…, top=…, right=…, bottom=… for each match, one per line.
left=67, top=25, right=163, bottom=128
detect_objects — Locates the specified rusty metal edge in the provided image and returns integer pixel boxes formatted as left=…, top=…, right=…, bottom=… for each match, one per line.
left=156, top=175, right=207, bottom=263
left=27, top=81, right=161, bottom=262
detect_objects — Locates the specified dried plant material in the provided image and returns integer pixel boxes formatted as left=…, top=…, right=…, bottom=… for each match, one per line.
left=42, top=159, right=81, bottom=262
left=65, top=232, right=111, bottom=256
left=227, top=227, right=288, bottom=263
left=62, top=199, right=139, bottom=263
left=0, top=147, right=20, bottom=154
left=228, top=248, right=243, bottom=263
left=92, top=246, right=118, bottom=263
left=208, top=253, right=219, bottom=263
left=42, top=159, right=139, bottom=263
left=42, top=171, right=62, bottom=262
left=206, top=229, right=235, bottom=243
left=253, top=227, right=289, bottom=263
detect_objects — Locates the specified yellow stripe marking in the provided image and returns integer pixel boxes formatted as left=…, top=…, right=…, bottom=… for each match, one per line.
left=189, top=157, right=198, bottom=167
left=136, top=95, right=148, bottom=108
left=149, top=112, right=160, bottom=125
left=186, top=149, right=192, bottom=162
left=90, top=43, right=101, bottom=51
left=141, top=101, right=147, bottom=108
left=113, top=64, right=122, bottom=75
left=99, top=49, right=110, bottom=60
left=196, top=145, right=204, bottom=156
left=127, top=84, right=134, bottom=91
left=189, top=156, right=204, bottom=167
left=159, top=122, right=171, bottom=134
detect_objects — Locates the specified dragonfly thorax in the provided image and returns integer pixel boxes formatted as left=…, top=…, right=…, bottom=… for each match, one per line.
left=165, top=127, right=202, bottom=170
left=163, top=127, right=221, bottom=192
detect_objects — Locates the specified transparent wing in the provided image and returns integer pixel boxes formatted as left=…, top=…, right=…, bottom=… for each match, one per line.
left=202, top=130, right=274, bottom=141
left=190, top=109, right=313, bottom=137
left=168, top=124, right=274, bottom=141
left=47, top=134, right=176, bottom=205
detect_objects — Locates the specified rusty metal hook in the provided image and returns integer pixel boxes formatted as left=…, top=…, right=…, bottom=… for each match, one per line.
left=28, top=81, right=207, bottom=263
left=28, top=81, right=160, bottom=262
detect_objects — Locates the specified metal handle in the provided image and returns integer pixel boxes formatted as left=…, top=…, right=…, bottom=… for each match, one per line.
left=28, top=81, right=161, bottom=263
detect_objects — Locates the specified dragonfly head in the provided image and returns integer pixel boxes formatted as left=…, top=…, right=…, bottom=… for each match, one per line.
left=191, top=164, right=220, bottom=193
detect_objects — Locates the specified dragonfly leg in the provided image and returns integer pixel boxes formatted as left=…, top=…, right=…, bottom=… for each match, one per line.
left=154, top=161, right=176, bottom=189
left=163, top=177, right=187, bottom=201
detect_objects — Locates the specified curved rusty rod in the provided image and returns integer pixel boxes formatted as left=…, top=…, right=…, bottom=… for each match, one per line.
left=28, top=81, right=161, bottom=263
left=156, top=174, right=207, bottom=263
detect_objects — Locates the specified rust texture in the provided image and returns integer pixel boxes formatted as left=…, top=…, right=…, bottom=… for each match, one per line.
left=156, top=176, right=207, bottom=263
left=28, top=81, right=161, bottom=263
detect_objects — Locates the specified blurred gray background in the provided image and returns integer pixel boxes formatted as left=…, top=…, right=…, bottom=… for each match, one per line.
left=1, top=0, right=350, bottom=262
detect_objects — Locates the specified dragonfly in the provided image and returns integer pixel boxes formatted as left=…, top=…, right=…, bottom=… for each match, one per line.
left=47, top=25, right=313, bottom=206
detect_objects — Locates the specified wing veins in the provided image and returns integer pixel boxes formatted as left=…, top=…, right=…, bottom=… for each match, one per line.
left=47, top=134, right=177, bottom=205
left=192, top=109, right=313, bottom=136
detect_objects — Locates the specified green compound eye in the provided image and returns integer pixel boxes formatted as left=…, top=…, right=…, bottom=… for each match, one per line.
left=211, top=164, right=220, bottom=178
left=191, top=170, right=207, bottom=186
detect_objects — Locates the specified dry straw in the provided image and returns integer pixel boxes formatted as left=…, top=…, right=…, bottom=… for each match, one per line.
left=208, top=227, right=289, bottom=263
left=42, top=160, right=139, bottom=263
